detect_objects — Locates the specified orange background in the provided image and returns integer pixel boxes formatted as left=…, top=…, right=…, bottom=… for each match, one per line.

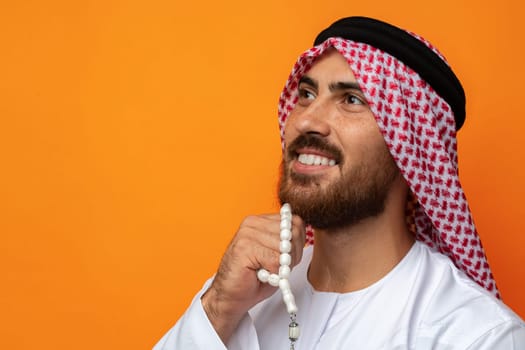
left=1, top=1, right=524, bottom=349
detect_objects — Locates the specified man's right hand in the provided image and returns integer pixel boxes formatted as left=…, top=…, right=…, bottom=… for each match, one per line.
left=201, top=213, right=306, bottom=344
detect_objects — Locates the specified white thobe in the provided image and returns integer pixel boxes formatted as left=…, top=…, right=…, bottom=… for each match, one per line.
left=154, top=241, right=525, bottom=349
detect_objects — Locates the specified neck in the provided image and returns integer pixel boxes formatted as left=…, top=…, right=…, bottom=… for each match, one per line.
left=308, top=180, right=415, bottom=293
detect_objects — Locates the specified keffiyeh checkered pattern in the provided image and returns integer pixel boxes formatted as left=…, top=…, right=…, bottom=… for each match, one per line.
left=277, top=37, right=499, bottom=298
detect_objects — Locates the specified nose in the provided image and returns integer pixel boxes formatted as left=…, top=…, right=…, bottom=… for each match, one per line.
left=289, top=99, right=331, bottom=137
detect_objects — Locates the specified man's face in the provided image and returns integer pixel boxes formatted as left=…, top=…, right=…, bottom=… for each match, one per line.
left=278, top=49, right=399, bottom=230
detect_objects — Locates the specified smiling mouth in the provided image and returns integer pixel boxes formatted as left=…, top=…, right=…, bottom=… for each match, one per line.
left=297, top=153, right=337, bottom=166
left=286, top=134, right=343, bottom=171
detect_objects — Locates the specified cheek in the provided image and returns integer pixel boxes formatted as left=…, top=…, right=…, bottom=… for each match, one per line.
left=282, top=119, right=299, bottom=147
left=338, top=122, right=386, bottom=159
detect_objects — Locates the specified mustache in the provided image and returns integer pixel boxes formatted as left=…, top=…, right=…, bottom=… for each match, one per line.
left=286, top=134, right=343, bottom=164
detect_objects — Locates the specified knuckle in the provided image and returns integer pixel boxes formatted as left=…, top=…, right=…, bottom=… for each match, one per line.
left=241, top=215, right=258, bottom=226
left=231, top=235, right=250, bottom=253
left=260, top=248, right=280, bottom=271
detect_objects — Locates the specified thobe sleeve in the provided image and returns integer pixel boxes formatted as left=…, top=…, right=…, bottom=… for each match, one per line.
left=465, top=320, right=525, bottom=349
left=152, top=278, right=260, bottom=350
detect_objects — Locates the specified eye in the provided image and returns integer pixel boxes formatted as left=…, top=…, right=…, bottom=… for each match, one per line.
left=298, top=88, right=315, bottom=100
left=344, top=93, right=365, bottom=105
left=297, top=87, right=316, bottom=106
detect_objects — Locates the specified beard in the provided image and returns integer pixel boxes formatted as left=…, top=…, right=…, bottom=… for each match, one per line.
left=278, top=134, right=399, bottom=230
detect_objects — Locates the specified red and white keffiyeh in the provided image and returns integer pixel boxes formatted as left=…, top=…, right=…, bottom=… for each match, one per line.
left=277, top=37, right=499, bottom=298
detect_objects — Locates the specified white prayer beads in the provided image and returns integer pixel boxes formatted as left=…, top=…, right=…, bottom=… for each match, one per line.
left=256, top=268, right=270, bottom=283
left=256, top=203, right=299, bottom=349
left=279, top=265, right=291, bottom=279
left=268, top=273, right=280, bottom=287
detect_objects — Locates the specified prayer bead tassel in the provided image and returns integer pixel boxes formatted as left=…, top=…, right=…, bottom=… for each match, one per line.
left=289, top=320, right=300, bottom=341
left=289, top=317, right=300, bottom=350
left=256, top=203, right=299, bottom=349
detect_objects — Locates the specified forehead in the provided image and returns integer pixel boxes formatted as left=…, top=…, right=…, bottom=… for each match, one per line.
left=301, top=48, right=358, bottom=83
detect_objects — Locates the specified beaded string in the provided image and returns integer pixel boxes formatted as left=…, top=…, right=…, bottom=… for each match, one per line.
left=256, top=203, right=300, bottom=350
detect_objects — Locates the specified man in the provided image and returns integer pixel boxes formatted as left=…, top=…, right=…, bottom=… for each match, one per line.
left=154, top=17, right=525, bottom=349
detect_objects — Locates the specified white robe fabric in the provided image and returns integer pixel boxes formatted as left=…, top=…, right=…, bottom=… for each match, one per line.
left=154, top=242, right=525, bottom=349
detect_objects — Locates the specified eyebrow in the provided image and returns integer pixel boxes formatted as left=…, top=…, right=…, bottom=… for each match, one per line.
left=328, top=81, right=362, bottom=93
left=299, top=75, right=363, bottom=93
left=299, top=76, right=318, bottom=89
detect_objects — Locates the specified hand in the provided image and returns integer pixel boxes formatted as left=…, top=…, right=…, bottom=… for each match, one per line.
left=201, top=213, right=305, bottom=344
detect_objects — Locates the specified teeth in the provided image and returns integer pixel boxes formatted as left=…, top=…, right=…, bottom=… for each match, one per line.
left=297, top=153, right=336, bottom=166
left=306, top=154, right=315, bottom=164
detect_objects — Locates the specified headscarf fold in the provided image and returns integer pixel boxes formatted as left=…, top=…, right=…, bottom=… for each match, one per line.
left=277, top=17, right=499, bottom=298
